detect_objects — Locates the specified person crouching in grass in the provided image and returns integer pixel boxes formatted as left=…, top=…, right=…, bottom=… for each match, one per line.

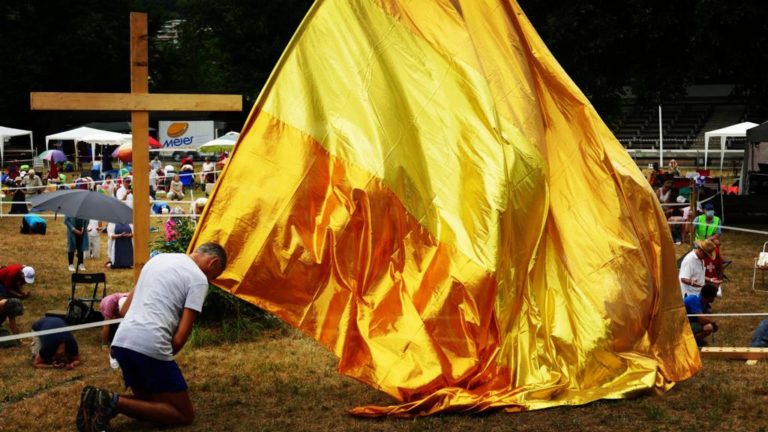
left=684, top=283, right=719, bottom=347
left=76, top=242, right=227, bottom=431
left=31, top=316, right=80, bottom=369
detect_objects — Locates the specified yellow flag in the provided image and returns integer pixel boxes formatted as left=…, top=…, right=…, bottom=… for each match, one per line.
left=190, top=0, right=700, bottom=416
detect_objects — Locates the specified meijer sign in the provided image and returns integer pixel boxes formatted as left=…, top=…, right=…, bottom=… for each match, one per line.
left=159, top=121, right=214, bottom=150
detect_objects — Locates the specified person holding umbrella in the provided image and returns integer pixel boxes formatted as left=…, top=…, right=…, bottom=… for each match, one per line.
left=65, top=215, right=90, bottom=272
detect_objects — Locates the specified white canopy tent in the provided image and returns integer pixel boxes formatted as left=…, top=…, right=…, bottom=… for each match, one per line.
left=0, top=126, right=34, bottom=166
left=45, top=126, right=106, bottom=149
left=199, top=131, right=240, bottom=153
left=703, top=122, right=758, bottom=171
left=46, top=127, right=130, bottom=164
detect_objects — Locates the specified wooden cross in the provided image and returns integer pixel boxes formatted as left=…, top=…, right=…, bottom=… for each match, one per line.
left=31, top=12, right=242, bottom=280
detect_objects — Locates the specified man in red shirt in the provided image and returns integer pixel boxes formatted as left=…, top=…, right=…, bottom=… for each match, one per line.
left=0, top=264, right=35, bottom=299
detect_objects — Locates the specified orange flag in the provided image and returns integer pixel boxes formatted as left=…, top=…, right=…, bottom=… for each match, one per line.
left=190, top=0, right=700, bottom=416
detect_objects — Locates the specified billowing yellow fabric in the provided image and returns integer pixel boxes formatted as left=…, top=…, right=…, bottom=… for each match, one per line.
left=190, top=0, right=701, bottom=416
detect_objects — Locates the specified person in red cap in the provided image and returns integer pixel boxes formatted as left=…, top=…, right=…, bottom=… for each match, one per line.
left=0, top=264, right=35, bottom=299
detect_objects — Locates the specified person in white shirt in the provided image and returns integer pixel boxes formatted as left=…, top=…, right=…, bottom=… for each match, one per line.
left=115, top=176, right=133, bottom=208
left=150, top=156, right=162, bottom=172
left=87, top=219, right=103, bottom=259
left=679, top=239, right=718, bottom=297
left=200, top=157, right=215, bottom=184
left=77, top=243, right=227, bottom=431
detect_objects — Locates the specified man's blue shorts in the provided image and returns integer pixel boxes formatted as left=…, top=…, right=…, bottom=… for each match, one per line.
left=111, top=346, right=188, bottom=393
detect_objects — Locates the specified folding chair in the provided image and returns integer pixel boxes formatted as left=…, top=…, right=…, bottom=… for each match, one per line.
left=46, top=273, right=108, bottom=324
left=753, top=242, right=768, bottom=292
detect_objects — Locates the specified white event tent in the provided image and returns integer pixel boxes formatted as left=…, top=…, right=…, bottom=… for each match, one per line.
left=703, top=121, right=758, bottom=171
left=0, top=126, right=34, bottom=166
left=46, top=127, right=130, bottom=163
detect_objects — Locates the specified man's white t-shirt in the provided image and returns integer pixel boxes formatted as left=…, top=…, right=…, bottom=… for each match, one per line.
left=112, top=254, right=209, bottom=361
left=679, top=250, right=705, bottom=296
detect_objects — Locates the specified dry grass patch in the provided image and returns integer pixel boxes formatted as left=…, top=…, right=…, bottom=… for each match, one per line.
left=3, top=215, right=768, bottom=431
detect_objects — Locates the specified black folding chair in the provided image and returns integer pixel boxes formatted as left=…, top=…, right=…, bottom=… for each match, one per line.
left=46, top=273, right=108, bottom=324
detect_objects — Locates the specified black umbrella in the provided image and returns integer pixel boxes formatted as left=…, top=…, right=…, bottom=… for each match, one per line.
left=30, top=190, right=133, bottom=224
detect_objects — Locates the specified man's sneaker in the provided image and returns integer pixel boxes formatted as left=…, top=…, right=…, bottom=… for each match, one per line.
left=92, top=388, right=118, bottom=431
left=76, top=385, right=97, bottom=432
left=78, top=264, right=87, bottom=272
left=68, top=264, right=76, bottom=272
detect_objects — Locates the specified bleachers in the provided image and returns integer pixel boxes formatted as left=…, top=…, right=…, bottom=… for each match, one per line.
left=612, top=102, right=712, bottom=149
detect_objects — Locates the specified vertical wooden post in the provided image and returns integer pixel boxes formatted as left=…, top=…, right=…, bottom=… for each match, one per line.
left=130, top=12, right=150, bottom=281
left=30, top=13, right=241, bottom=283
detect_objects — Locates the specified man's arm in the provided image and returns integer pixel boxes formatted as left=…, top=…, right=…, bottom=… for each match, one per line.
left=8, top=316, right=19, bottom=335
left=172, top=308, right=200, bottom=355
left=33, top=354, right=55, bottom=369
left=66, top=355, right=81, bottom=370
left=680, top=277, right=703, bottom=288
left=6, top=286, right=29, bottom=299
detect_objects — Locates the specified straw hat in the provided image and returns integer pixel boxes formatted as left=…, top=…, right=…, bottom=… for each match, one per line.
left=696, top=239, right=717, bottom=258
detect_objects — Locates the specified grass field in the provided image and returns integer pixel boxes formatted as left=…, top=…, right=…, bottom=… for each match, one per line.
left=2, top=209, right=768, bottom=431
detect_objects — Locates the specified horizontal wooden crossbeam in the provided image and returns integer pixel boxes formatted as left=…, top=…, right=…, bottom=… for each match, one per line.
left=700, top=347, right=768, bottom=360
left=31, top=92, right=242, bottom=112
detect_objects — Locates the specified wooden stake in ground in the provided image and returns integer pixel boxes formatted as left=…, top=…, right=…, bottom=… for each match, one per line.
left=30, top=12, right=242, bottom=281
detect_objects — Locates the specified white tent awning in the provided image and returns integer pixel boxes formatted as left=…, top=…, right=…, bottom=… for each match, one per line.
left=0, top=125, right=34, bottom=165
left=45, top=126, right=107, bottom=146
left=46, top=127, right=131, bottom=161
left=703, top=121, right=758, bottom=171
left=76, top=131, right=131, bottom=145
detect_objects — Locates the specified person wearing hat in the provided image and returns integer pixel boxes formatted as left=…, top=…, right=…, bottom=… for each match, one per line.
left=679, top=240, right=721, bottom=297
left=0, top=264, right=35, bottom=299
left=21, top=168, right=43, bottom=196
left=693, top=203, right=721, bottom=242
left=0, top=298, right=24, bottom=347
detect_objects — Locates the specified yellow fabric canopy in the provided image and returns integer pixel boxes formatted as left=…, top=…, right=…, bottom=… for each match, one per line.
left=190, top=0, right=701, bottom=416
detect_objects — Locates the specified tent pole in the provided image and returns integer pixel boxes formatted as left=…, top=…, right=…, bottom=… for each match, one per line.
left=688, top=179, right=697, bottom=246
left=658, top=105, right=663, bottom=167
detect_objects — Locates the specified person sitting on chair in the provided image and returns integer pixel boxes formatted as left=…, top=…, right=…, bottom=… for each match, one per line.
left=684, top=283, right=719, bottom=347
left=167, top=174, right=184, bottom=201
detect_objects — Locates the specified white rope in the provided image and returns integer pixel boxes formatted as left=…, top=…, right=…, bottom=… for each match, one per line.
left=688, top=313, right=768, bottom=317
left=0, top=318, right=123, bottom=343
left=0, top=213, right=202, bottom=218
left=2, top=168, right=223, bottom=191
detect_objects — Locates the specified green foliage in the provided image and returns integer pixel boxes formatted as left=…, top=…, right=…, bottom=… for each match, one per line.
left=151, top=216, right=196, bottom=254
left=152, top=216, right=282, bottom=344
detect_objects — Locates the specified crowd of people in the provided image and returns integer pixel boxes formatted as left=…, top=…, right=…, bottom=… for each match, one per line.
left=649, top=160, right=766, bottom=349
left=1, top=152, right=226, bottom=209
left=1, top=241, right=228, bottom=430
left=2, top=153, right=220, bottom=270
